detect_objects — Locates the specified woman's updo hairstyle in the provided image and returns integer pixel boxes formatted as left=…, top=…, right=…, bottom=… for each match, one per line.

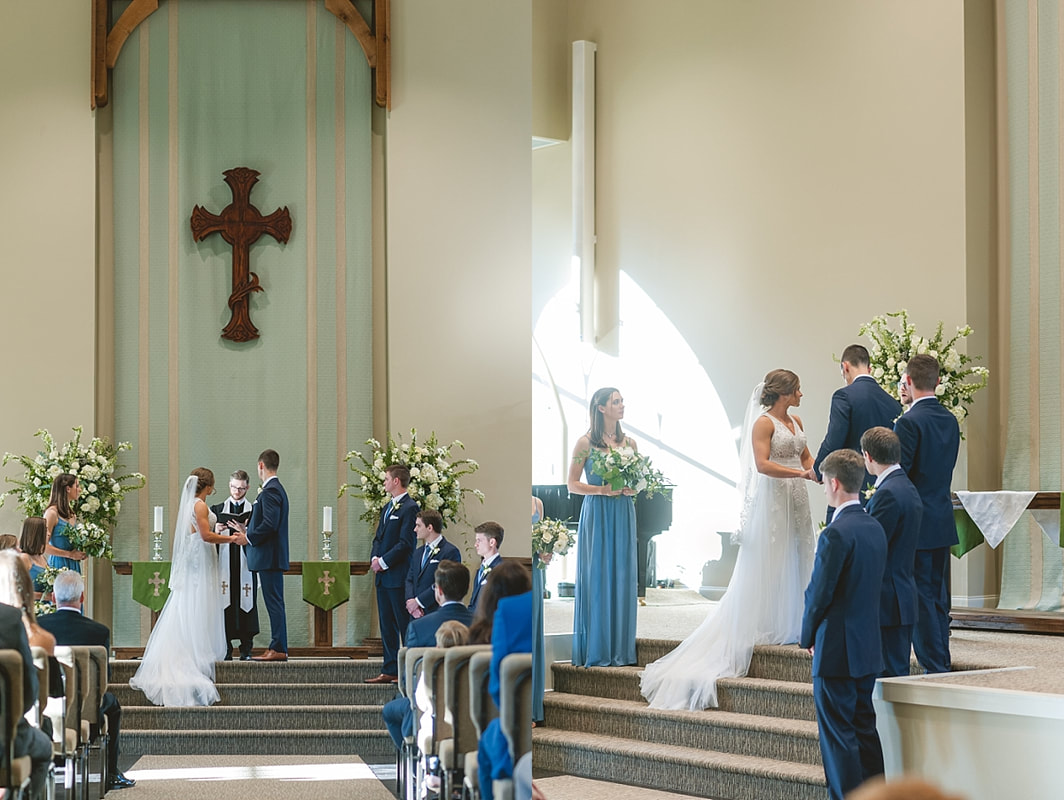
left=760, top=369, right=800, bottom=407
left=191, top=467, right=215, bottom=494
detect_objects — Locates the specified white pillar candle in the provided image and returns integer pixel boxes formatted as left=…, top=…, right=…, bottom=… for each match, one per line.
left=323, top=506, right=333, bottom=532
left=154, top=506, right=163, bottom=531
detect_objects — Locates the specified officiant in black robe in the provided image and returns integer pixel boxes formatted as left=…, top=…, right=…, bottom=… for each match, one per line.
left=211, top=469, right=260, bottom=660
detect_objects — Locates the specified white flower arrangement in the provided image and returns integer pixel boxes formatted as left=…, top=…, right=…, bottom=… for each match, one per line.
left=858, top=310, right=989, bottom=426
left=339, top=428, right=484, bottom=526
left=1, top=427, right=145, bottom=560
left=531, top=517, right=574, bottom=566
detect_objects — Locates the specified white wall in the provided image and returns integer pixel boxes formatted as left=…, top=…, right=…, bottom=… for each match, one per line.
left=0, top=2, right=97, bottom=532
left=386, top=1, right=533, bottom=554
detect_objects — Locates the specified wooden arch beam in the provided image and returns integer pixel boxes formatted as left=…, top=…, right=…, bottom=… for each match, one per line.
left=91, top=0, right=390, bottom=109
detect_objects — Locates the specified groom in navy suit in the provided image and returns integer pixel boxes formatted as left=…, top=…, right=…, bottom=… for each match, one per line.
left=368, top=464, right=419, bottom=684
left=861, top=427, right=923, bottom=677
left=801, top=449, right=887, bottom=800
left=813, top=344, right=902, bottom=520
left=245, top=449, right=290, bottom=661
left=894, top=354, right=960, bottom=674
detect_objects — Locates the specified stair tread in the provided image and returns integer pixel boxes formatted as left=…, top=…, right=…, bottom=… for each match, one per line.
left=534, top=729, right=825, bottom=781
left=551, top=663, right=813, bottom=690
left=545, top=693, right=818, bottom=735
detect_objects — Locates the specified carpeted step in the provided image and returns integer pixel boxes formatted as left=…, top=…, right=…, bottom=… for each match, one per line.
left=123, top=704, right=386, bottom=731
left=110, top=659, right=384, bottom=685
left=543, top=694, right=820, bottom=765
left=747, top=646, right=813, bottom=683
left=122, top=728, right=394, bottom=758
left=551, top=664, right=645, bottom=701
left=533, top=728, right=825, bottom=800
left=715, top=677, right=816, bottom=722
left=112, top=682, right=395, bottom=707
left=636, top=639, right=680, bottom=667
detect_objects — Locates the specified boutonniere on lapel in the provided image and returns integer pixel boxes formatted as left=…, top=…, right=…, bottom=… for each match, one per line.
left=392, top=497, right=402, bottom=512
left=480, top=564, right=493, bottom=580
left=862, top=484, right=877, bottom=500
left=428, top=543, right=441, bottom=559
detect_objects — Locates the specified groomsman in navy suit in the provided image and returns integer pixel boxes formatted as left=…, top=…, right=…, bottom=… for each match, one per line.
left=368, top=464, right=419, bottom=684
left=468, top=521, right=504, bottom=613
left=862, top=427, right=924, bottom=677
left=801, top=449, right=887, bottom=800
left=405, top=509, right=462, bottom=620
left=813, top=344, right=903, bottom=521
left=244, top=449, right=290, bottom=662
left=894, top=354, right=960, bottom=674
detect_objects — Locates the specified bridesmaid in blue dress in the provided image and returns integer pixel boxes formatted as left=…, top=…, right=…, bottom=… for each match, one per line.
left=568, top=387, right=638, bottom=668
left=531, top=494, right=547, bottom=723
left=18, top=516, right=51, bottom=597
left=43, top=473, right=86, bottom=573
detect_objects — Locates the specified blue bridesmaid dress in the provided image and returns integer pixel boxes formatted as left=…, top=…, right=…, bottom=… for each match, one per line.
left=47, top=518, right=82, bottom=573
left=571, top=462, right=637, bottom=667
left=531, top=507, right=546, bottom=721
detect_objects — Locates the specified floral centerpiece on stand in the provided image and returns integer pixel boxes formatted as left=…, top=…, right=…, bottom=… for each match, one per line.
left=858, top=309, right=989, bottom=426
left=531, top=517, right=574, bottom=566
left=1, top=427, right=145, bottom=560
left=339, top=428, right=484, bottom=526
left=587, top=446, right=671, bottom=497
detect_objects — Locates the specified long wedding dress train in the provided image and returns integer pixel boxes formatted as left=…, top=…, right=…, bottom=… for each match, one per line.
left=640, top=410, right=815, bottom=711
left=129, top=475, right=226, bottom=706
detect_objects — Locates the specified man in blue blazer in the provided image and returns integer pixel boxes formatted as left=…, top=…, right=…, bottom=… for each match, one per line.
left=469, top=521, right=504, bottom=613
left=368, top=464, right=420, bottom=683
left=382, top=560, right=472, bottom=749
left=814, top=344, right=903, bottom=520
left=245, top=449, right=290, bottom=661
left=800, top=450, right=887, bottom=800
left=862, top=427, right=923, bottom=678
left=405, top=509, right=462, bottom=621
left=894, top=354, right=960, bottom=674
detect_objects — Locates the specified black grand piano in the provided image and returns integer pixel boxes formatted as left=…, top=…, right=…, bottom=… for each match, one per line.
left=532, top=483, right=674, bottom=598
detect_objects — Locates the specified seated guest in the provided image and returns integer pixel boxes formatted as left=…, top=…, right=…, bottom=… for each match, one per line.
left=0, top=550, right=55, bottom=656
left=0, top=533, right=18, bottom=551
left=383, top=560, right=473, bottom=750
left=416, top=620, right=470, bottom=795
left=0, top=598, right=52, bottom=799
left=470, top=562, right=533, bottom=800
left=469, top=521, right=504, bottom=613
left=405, top=509, right=462, bottom=620
left=37, top=571, right=136, bottom=790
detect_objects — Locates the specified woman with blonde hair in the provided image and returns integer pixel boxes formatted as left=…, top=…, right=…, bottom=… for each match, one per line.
left=0, top=549, right=56, bottom=656
left=641, top=368, right=817, bottom=710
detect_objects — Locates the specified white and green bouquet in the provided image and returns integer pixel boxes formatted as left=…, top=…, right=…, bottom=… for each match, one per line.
left=587, top=446, right=671, bottom=497
left=858, top=309, right=989, bottom=425
left=1, top=427, right=145, bottom=560
left=340, top=428, right=484, bottom=526
left=531, top=517, right=574, bottom=565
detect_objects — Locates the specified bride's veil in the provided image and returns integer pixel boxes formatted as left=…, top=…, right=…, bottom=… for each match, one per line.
left=732, top=381, right=765, bottom=546
left=169, top=474, right=199, bottom=591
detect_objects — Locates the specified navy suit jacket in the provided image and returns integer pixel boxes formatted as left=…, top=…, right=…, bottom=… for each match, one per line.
left=894, top=398, right=960, bottom=550
left=246, top=477, right=290, bottom=571
left=469, top=555, right=502, bottom=612
left=814, top=375, right=902, bottom=481
left=0, top=603, right=40, bottom=758
left=800, top=505, right=887, bottom=678
left=405, top=537, right=462, bottom=611
left=403, top=602, right=474, bottom=649
left=865, top=469, right=923, bottom=627
left=372, top=495, right=419, bottom=589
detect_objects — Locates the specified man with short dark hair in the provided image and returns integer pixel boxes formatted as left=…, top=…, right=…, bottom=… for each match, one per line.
left=212, top=469, right=259, bottom=660
left=469, top=521, right=504, bottom=612
left=813, top=344, right=902, bottom=520
left=862, top=427, right=923, bottom=678
left=801, top=449, right=887, bottom=800
left=38, top=571, right=136, bottom=790
left=368, top=464, right=419, bottom=684
left=405, top=509, right=462, bottom=620
left=382, top=560, right=473, bottom=750
left=894, top=354, right=960, bottom=674
left=244, top=449, right=290, bottom=661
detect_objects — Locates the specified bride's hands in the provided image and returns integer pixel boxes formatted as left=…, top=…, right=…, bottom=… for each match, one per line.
left=230, top=530, right=249, bottom=546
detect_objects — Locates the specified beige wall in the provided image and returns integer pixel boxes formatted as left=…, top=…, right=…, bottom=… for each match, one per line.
left=386, top=1, right=533, bottom=555
left=0, top=2, right=97, bottom=533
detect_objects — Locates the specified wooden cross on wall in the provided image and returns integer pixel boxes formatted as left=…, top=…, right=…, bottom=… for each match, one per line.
left=190, top=167, right=292, bottom=343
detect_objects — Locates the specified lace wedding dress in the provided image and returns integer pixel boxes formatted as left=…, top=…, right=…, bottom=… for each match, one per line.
left=640, top=399, right=815, bottom=711
left=130, top=475, right=226, bottom=706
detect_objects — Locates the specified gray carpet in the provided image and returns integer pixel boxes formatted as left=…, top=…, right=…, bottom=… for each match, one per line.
left=537, top=775, right=707, bottom=800
left=123, top=754, right=395, bottom=800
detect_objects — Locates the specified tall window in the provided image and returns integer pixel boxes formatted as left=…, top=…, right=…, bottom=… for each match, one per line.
left=533, top=269, right=740, bottom=588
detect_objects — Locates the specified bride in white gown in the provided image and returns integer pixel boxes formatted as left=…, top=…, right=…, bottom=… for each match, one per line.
left=640, top=370, right=818, bottom=711
left=130, top=468, right=248, bottom=706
